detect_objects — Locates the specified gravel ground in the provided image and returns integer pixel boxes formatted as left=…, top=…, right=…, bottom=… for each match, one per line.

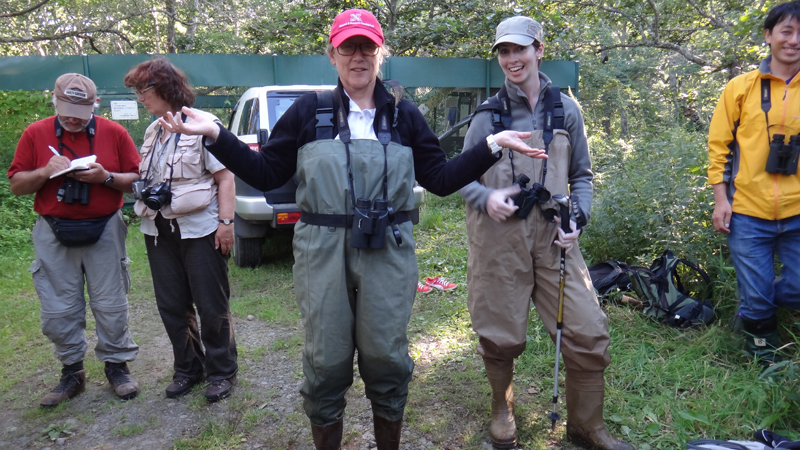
left=0, top=293, right=519, bottom=450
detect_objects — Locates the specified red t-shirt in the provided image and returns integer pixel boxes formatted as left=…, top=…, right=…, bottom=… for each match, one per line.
left=7, top=116, right=141, bottom=219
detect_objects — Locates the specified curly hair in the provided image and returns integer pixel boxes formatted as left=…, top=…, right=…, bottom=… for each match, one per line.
left=123, top=57, right=195, bottom=109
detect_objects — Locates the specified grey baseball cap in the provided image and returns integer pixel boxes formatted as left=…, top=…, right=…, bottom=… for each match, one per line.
left=492, top=16, right=544, bottom=51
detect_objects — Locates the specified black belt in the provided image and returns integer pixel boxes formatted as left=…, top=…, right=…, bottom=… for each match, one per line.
left=300, top=210, right=412, bottom=228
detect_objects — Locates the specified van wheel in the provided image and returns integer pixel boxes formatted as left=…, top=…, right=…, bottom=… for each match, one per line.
left=233, top=235, right=264, bottom=268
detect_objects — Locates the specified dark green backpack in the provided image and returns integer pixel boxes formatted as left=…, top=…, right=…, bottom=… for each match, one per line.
left=627, top=250, right=714, bottom=328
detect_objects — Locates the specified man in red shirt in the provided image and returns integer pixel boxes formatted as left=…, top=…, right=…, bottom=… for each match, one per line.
left=8, top=73, right=142, bottom=407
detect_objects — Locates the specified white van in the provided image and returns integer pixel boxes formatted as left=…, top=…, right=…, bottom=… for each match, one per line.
left=227, top=85, right=425, bottom=267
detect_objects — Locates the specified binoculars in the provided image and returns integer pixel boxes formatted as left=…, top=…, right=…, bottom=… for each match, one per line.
left=766, top=133, right=800, bottom=175
left=57, top=178, right=91, bottom=205
left=133, top=180, right=172, bottom=211
left=513, top=174, right=551, bottom=219
left=351, top=198, right=402, bottom=249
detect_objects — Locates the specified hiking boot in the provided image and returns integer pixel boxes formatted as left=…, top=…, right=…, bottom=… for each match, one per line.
left=741, top=316, right=782, bottom=370
left=483, top=357, right=517, bottom=449
left=417, top=282, right=433, bottom=294
left=104, top=362, right=139, bottom=400
left=40, top=369, right=86, bottom=408
left=165, top=375, right=201, bottom=398
left=311, top=418, right=343, bottom=450
left=565, top=369, right=633, bottom=450
left=425, top=276, right=457, bottom=291
left=205, top=375, right=235, bottom=402
left=374, top=414, right=403, bottom=450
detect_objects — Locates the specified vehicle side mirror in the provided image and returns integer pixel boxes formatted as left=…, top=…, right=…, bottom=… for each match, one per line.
left=258, top=129, right=269, bottom=146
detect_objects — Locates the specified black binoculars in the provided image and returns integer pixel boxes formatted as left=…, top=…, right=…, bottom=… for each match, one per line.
left=513, top=174, right=551, bottom=219
left=57, top=178, right=91, bottom=205
left=766, top=133, right=800, bottom=175
left=351, top=198, right=402, bottom=249
left=132, top=179, right=172, bottom=211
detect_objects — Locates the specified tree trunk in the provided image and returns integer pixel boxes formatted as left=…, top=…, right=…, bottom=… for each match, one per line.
left=166, top=0, right=176, bottom=54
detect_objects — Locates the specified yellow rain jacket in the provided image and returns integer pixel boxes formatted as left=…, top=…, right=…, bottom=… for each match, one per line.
left=708, top=56, right=800, bottom=220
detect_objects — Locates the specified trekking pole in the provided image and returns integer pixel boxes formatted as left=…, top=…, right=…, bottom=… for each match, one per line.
left=548, top=194, right=571, bottom=430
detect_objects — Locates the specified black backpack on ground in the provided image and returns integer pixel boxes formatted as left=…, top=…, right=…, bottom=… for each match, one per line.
left=588, top=250, right=715, bottom=328
left=587, top=260, right=633, bottom=300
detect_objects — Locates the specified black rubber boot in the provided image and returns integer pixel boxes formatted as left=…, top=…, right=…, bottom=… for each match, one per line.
left=741, top=316, right=782, bottom=369
left=310, top=418, right=343, bottom=450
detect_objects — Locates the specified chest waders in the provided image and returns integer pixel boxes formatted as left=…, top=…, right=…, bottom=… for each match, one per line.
left=292, top=88, right=418, bottom=427
left=468, top=85, right=631, bottom=450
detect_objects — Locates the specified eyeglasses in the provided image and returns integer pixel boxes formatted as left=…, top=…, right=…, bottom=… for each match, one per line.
left=336, top=42, right=380, bottom=57
left=131, top=83, right=155, bottom=96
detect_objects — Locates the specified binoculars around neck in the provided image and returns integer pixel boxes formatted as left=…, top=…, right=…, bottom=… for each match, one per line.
left=513, top=174, right=551, bottom=219
left=766, top=133, right=800, bottom=175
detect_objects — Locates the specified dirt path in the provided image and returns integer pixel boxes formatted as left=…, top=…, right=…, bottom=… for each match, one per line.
left=0, top=273, right=574, bottom=450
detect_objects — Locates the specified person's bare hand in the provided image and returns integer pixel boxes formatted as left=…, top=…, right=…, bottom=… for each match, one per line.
left=486, top=185, right=521, bottom=222
left=553, top=218, right=579, bottom=254
left=215, top=223, right=234, bottom=255
left=158, top=107, right=220, bottom=139
left=712, top=200, right=732, bottom=234
left=69, top=162, right=108, bottom=184
left=493, top=130, right=547, bottom=159
left=44, top=154, right=71, bottom=178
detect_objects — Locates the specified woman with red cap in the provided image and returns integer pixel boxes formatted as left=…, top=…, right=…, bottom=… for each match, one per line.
left=159, top=9, right=544, bottom=449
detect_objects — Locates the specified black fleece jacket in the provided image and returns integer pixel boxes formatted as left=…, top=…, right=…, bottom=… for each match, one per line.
left=205, top=78, right=500, bottom=197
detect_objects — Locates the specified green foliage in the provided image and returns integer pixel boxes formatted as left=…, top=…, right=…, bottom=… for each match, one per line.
left=0, top=178, right=36, bottom=251
left=582, top=125, right=723, bottom=267
left=41, top=422, right=75, bottom=441
left=0, top=90, right=52, bottom=169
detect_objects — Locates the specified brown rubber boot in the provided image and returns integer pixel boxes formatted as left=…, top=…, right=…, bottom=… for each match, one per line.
left=484, top=357, right=517, bottom=449
left=310, top=418, right=343, bottom=450
left=40, top=369, right=86, bottom=408
left=565, top=370, right=633, bottom=450
left=374, top=414, right=403, bottom=450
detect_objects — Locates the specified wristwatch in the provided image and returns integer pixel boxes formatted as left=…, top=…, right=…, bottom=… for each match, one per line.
left=219, top=218, right=232, bottom=225
left=486, top=134, right=503, bottom=154
left=103, top=173, right=115, bottom=185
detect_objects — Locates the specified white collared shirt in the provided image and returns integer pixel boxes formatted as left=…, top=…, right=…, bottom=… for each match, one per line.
left=336, top=90, right=377, bottom=141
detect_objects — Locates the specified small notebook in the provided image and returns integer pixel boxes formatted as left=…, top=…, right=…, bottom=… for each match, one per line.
left=49, top=155, right=97, bottom=179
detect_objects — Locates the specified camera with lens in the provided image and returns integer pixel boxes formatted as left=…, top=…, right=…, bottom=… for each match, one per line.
left=140, top=182, right=172, bottom=211
left=351, top=197, right=392, bottom=249
left=57, top=178, right=91, bottom=205
left=766, top=133, right=800, bottom=175
left=512, top=173, right=551, bottom=219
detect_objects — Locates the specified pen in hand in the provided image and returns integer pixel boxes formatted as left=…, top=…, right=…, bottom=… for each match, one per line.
left=49, top=145, right=59, bottom=157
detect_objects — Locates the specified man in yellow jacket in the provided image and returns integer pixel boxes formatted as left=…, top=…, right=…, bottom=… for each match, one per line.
left=708, top=0, right=800, bottom=369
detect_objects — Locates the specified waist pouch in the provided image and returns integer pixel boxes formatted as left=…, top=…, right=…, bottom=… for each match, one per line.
left=42, top=212, right=115, bottom=247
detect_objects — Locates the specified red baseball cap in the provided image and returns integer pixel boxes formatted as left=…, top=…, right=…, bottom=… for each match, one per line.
left=329, top=9, right=384, bottom=48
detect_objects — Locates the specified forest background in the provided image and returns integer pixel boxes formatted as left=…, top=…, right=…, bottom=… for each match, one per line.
left=0, top=0, right=798, bottom=449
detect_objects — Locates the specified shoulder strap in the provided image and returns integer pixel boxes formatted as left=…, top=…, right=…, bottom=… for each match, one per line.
left=473, top=84, right=511, bottom=134
left=543, top=85, right=563, bottom=146
left=551, top=86, right=564, bottom=131
left=761, top=78, right=771, bottom=132
left=315, top=90, right=335, bottom=141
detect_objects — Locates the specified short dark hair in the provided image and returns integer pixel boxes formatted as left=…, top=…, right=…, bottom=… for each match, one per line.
left=123, top=57, right=195, bottom=109
left=765, top=1, right=800, bottom=32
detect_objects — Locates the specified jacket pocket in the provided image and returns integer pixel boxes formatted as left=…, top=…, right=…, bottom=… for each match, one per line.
left=171, top=136, right=203, bottom=179
left=162, top=183, right=217, bottom=218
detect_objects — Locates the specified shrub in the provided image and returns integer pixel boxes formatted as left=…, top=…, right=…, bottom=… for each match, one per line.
left=582, top=125, right=726, bottom=274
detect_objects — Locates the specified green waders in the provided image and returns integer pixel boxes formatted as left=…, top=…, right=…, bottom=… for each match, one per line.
left=293, top=138, right=417, bottom=427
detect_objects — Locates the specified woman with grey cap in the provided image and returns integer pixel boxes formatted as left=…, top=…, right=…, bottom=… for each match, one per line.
left=458, top=16, right=633, bottom=450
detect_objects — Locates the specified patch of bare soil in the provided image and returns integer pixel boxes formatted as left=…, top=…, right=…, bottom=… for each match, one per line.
left=0, top=294, right=575, bottom=450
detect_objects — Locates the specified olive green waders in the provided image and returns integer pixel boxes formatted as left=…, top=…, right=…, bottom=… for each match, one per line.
left=294, top=138, right=416, bottom=448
